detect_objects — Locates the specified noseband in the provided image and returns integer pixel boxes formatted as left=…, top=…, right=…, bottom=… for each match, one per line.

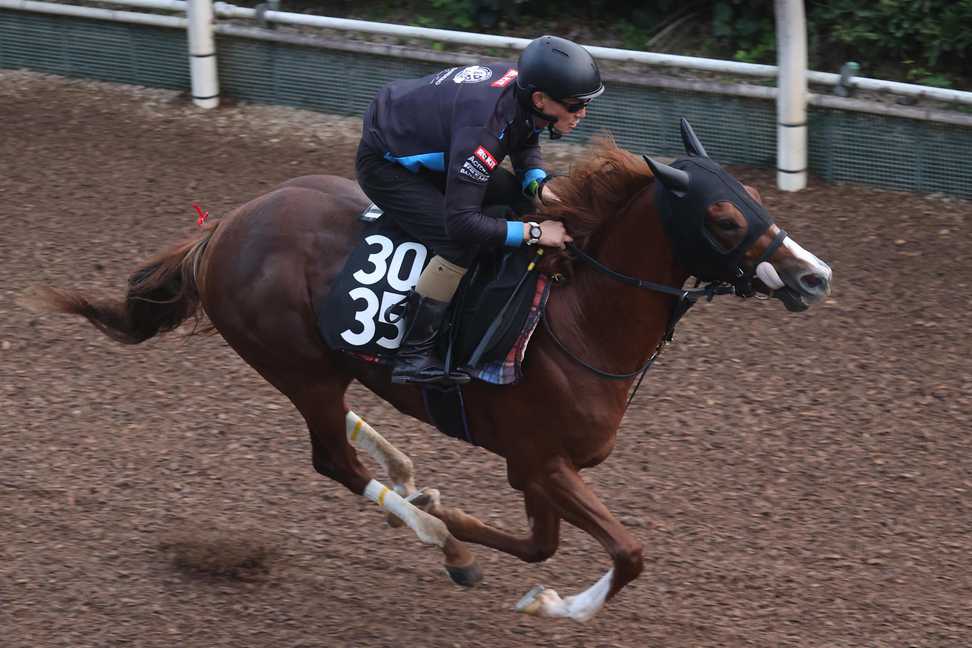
left=729, top=228, right=788, bottom=297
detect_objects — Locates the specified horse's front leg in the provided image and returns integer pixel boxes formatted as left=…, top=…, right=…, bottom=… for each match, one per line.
left=514, top=458, right=643, bottom=623
left=420, top=482, right=562, bottom=563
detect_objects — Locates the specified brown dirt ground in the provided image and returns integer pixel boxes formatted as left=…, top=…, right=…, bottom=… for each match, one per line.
left=2, top=69, right=971, bottom=648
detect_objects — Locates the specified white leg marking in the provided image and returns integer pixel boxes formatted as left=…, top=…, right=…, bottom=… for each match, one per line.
left=363, top=479, right=449, bottom=548
left=514, top=568, right=614, bottom=623
left=346, top=411, right=416, bottom=497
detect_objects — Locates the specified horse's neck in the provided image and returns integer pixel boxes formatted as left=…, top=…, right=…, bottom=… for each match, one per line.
left=557, top=187, right=688, bottom=375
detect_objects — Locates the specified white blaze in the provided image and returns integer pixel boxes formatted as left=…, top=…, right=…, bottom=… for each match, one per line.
left=783, top=236, right=832, bottom=282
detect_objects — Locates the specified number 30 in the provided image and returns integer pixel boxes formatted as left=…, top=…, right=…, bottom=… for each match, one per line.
left=341, top=237, right=428, bottom=347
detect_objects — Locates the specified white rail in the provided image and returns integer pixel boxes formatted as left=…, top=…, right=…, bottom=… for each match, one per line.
left=4, top=0, right=972, bottom=110
left=20, top=0, right=970, bottom=108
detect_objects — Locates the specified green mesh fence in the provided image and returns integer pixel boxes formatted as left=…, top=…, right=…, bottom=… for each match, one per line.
left=216, top=37, right=441, bottom=117
left=809, top=109, right=972, bottom=196
left=2, top=9, right=970, bottom=197
left=0, top=10, right=188, bottom=88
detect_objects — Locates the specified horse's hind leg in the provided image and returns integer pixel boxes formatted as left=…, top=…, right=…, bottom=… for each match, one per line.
left=344, top=410, right=418, bottom=527
left=288, top=379, right=481, bottom=586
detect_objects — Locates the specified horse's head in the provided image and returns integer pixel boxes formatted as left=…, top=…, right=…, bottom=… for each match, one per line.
left=644, top=119, right=832, bottom=311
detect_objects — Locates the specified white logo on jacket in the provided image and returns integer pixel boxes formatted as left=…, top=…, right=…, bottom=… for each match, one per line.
left=432, top=67, right=458, bottom=86
left=464, top=155, right=491, bottom=177
left=459, top=158, right=490, bottom=183
left=453, top=66, right=493, bottom=84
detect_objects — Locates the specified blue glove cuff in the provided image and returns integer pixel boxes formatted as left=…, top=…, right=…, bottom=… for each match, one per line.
left=522, top=168, right=548, bottom=197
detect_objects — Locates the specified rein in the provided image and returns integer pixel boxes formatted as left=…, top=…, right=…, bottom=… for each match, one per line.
left=540, top=242, right=736, bottom=410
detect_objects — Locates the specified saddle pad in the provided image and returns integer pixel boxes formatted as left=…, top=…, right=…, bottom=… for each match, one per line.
left=317, top=213, right=550, bottom=385
left=318, top=217, right=431, bottom=357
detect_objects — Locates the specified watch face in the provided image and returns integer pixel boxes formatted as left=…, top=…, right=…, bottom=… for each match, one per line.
left=530, top=225, right=542, bottom=240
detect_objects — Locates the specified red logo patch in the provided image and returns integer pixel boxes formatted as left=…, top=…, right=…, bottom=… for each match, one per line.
left=474, top=146, right=497, bottom=170
left=490, top=68, right=518, bottom=88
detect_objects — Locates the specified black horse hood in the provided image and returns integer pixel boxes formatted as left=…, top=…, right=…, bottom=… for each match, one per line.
left=655, top=157, right=774, bottom=281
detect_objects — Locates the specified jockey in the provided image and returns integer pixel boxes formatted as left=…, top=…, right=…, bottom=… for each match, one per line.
left=355, top=35, right=604, bottom=385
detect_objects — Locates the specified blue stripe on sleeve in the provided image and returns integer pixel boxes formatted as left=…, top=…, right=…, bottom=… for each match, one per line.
left=505, top=220, right=523, bottom=247
left=383, top=151, right=446, bottom=173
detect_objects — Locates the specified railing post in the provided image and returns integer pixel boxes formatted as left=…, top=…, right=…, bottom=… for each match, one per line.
left=775, top=0, right=807, bottom=191
left=186, top=0, right=219, bottom=108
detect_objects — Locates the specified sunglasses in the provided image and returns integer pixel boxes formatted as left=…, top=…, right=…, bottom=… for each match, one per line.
left=553, top=97, right=592, bottom=113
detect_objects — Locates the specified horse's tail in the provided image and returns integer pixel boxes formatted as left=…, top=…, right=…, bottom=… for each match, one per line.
left=23, top=223, right=221, bottom=344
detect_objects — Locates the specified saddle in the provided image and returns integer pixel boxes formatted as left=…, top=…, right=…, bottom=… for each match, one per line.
left=317, top=204, right=550, bottom=386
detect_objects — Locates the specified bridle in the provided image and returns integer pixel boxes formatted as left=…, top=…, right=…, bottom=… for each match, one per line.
left=540, top=233, right=784, bottom=409
left=727, top=227, right=789, bottom=298
left=541, top=242, right=731, bottom=381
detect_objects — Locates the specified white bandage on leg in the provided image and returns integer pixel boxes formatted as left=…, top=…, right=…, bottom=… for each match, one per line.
left=363, top=479, right=449, bottom=547
left=346, top=411, right=416, bottom=496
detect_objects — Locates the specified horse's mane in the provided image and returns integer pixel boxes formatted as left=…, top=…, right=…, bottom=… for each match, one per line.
left=538, top=136, right=654, bottom=273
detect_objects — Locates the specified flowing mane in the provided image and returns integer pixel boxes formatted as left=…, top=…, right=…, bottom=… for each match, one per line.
left=541, top=137, right=654, bottom=246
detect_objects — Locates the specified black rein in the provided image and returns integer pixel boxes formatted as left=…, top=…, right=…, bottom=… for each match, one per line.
left=540, top=242, right=737, bottom=408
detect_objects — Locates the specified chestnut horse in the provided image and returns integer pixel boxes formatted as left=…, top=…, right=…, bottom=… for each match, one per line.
left=28, top=121, right=832, bottom=622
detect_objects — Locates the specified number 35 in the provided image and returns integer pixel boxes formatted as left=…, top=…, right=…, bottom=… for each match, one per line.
left=340, top=236, right=428, bottom=347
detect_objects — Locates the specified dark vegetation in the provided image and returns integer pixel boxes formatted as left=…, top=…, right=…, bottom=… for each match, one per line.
left=275, top=0, right=972, bottom=90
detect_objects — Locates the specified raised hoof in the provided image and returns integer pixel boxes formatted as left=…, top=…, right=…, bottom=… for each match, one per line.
left=445, top=561, right=483, bottom=588
left=514, top=584, right=549, bottom=615
left=515, top=585, right=574, bottom=619
left=387, top=488, right=439, bottom=528
left=407, top=488, right=441, bottom=512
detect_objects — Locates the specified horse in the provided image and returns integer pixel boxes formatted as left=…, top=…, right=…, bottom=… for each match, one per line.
left=26, top=120, right=832, bottom=622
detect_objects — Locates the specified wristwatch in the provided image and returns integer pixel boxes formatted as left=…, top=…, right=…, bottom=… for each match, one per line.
left=526, top=222, right=542, bottom=246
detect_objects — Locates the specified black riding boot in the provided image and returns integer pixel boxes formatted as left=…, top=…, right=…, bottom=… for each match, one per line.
left=391, top=293, right=469, bottom=385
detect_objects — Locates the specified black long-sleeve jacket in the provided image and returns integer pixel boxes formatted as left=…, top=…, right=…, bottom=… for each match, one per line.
left=360, top=62, right=548, bottom=247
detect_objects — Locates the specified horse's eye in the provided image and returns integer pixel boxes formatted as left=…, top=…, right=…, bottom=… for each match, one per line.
left=717, top=219, right=739, bottom=231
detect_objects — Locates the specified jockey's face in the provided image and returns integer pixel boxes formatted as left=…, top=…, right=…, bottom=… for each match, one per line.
left=532, top=92, right=590, bottom=135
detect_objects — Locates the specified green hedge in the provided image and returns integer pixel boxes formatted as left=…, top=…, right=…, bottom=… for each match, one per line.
left=313, top=0, right=971, bottom=90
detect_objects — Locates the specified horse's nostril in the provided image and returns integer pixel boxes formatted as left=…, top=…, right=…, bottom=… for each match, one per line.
left=801, top=273, right=824, bottom=290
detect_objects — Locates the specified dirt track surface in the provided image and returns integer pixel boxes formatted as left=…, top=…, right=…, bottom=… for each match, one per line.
left=2, top=69, right=971, bottom=647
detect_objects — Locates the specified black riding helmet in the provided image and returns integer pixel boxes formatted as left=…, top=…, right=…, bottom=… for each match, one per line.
left=516, top=35, right=604, bottom=138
